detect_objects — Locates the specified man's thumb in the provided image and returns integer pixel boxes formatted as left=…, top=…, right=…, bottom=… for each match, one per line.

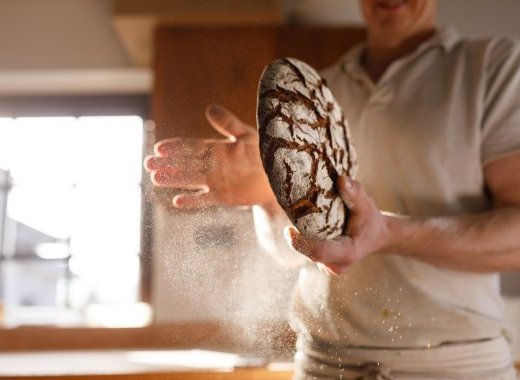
left=337, top=175, right=357, bottom=211
left=205, top=104, right=253, bottom=141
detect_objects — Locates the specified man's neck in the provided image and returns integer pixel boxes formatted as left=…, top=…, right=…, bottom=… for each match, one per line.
left=363, top=28, right=436, bottom=82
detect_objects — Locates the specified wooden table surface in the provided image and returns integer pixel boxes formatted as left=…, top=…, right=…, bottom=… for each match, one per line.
left=0, top=349, right=293, bottom=380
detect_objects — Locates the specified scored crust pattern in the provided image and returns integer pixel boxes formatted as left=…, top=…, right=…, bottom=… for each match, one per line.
left=257, top=58, right=357, bottom=239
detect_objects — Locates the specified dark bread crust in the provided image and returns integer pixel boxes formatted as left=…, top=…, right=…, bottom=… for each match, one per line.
left=257, top=58, right=357, bottom=239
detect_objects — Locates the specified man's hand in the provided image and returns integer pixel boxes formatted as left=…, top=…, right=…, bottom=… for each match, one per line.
left=284, top=175, right=393, bottom=275
left=286, top=152, right=520, bottom=274
left=144, top=104, right=276, bottom=208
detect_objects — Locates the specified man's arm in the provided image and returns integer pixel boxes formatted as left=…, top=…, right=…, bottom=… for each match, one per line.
left=286, top=153, right=520, bottom=274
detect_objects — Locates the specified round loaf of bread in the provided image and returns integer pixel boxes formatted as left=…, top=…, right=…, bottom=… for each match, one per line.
left=257, top=57, right=357, bottom=239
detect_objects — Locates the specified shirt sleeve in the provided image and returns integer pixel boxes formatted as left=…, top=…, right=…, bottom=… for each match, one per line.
left=481, top=37, right=520, bottom=165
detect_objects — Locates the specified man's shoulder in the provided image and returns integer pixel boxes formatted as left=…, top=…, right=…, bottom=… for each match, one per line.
left=319, top=61, right=342, bottom=84
left=456, top=34, right=520, bottom=60
left=319, top=45, right=362, bottom=86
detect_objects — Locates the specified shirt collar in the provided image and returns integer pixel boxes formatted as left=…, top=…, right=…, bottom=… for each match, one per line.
left=341, top=26, right=460, bottom=76
left=422, top=25, right=460, bottom=53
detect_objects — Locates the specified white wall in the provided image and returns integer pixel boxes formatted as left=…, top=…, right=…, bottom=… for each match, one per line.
left=437, top=0, right=520, bottom=39
left=0, top=0, right=149, bottom=95
left=287, top=0, right=520, bottom=40
left=0, top=0, right=130, bottom=69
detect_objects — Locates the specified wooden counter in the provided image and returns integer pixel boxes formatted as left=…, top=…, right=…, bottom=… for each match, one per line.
left=2, top=371, right=292, bottom=380
left=0, top=349, right=293, bottom=380
left=0, top=322, right=296, bottom=354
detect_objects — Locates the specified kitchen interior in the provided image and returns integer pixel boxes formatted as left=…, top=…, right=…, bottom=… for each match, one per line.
left=0, top=0, right=520, bottom=379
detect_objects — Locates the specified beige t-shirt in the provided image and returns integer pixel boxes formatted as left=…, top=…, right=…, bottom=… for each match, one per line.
left=290, top=27, right=520, bottom=349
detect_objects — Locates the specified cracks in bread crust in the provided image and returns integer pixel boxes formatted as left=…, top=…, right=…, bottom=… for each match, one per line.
left=257, top=58, right=357, bottom=239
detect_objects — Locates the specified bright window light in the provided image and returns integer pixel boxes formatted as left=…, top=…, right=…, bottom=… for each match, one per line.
left=0, top=115, right=145, bottom=327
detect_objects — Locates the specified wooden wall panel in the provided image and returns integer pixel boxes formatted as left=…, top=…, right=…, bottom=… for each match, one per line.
left=153, top=27, right=274, bottom=140
left=274, top=27, right=366, bottom=71
left=152, top=26, right=365, bottom=140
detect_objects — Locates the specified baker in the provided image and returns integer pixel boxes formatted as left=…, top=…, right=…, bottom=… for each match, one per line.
left=144, top=0, right=520, bottom=378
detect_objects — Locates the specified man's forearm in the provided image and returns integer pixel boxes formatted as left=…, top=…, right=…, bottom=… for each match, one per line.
left=385, top=207, right=520, bottom=272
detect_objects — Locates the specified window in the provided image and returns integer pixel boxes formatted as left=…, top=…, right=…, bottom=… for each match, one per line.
left=0, top=115, right=150, bottom=328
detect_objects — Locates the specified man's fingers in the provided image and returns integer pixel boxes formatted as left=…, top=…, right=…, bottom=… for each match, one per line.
left=148, top=141, right=228, bottom=175
left=144, top=155, right=176, bottom=171
left=337, top=175, right=374, bottom=218
left=284, top=226, right=317, bottom=258
left=151, top=170, right=208, bottom=190
left=205, top=104, right=255, bottom=141
left=337, top=175, right=357, bottom=210
left=314, top=236, right=357, bottom=265
left=144, top=155, right=206, bottom=172
left=153, top=138, right=226, bottom=157
left=317, top=263, right=343, bottom=276
left=143, top=155, right=156, bottom=171
left=173, top=192, right=219, bottom=209
left=153, top=138, right=184, bottom=155
left=284, top=226, right=356, bottom=266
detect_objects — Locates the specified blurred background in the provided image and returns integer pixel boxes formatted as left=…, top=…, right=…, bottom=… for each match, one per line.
left=0, top=1, right=519, bottom=379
